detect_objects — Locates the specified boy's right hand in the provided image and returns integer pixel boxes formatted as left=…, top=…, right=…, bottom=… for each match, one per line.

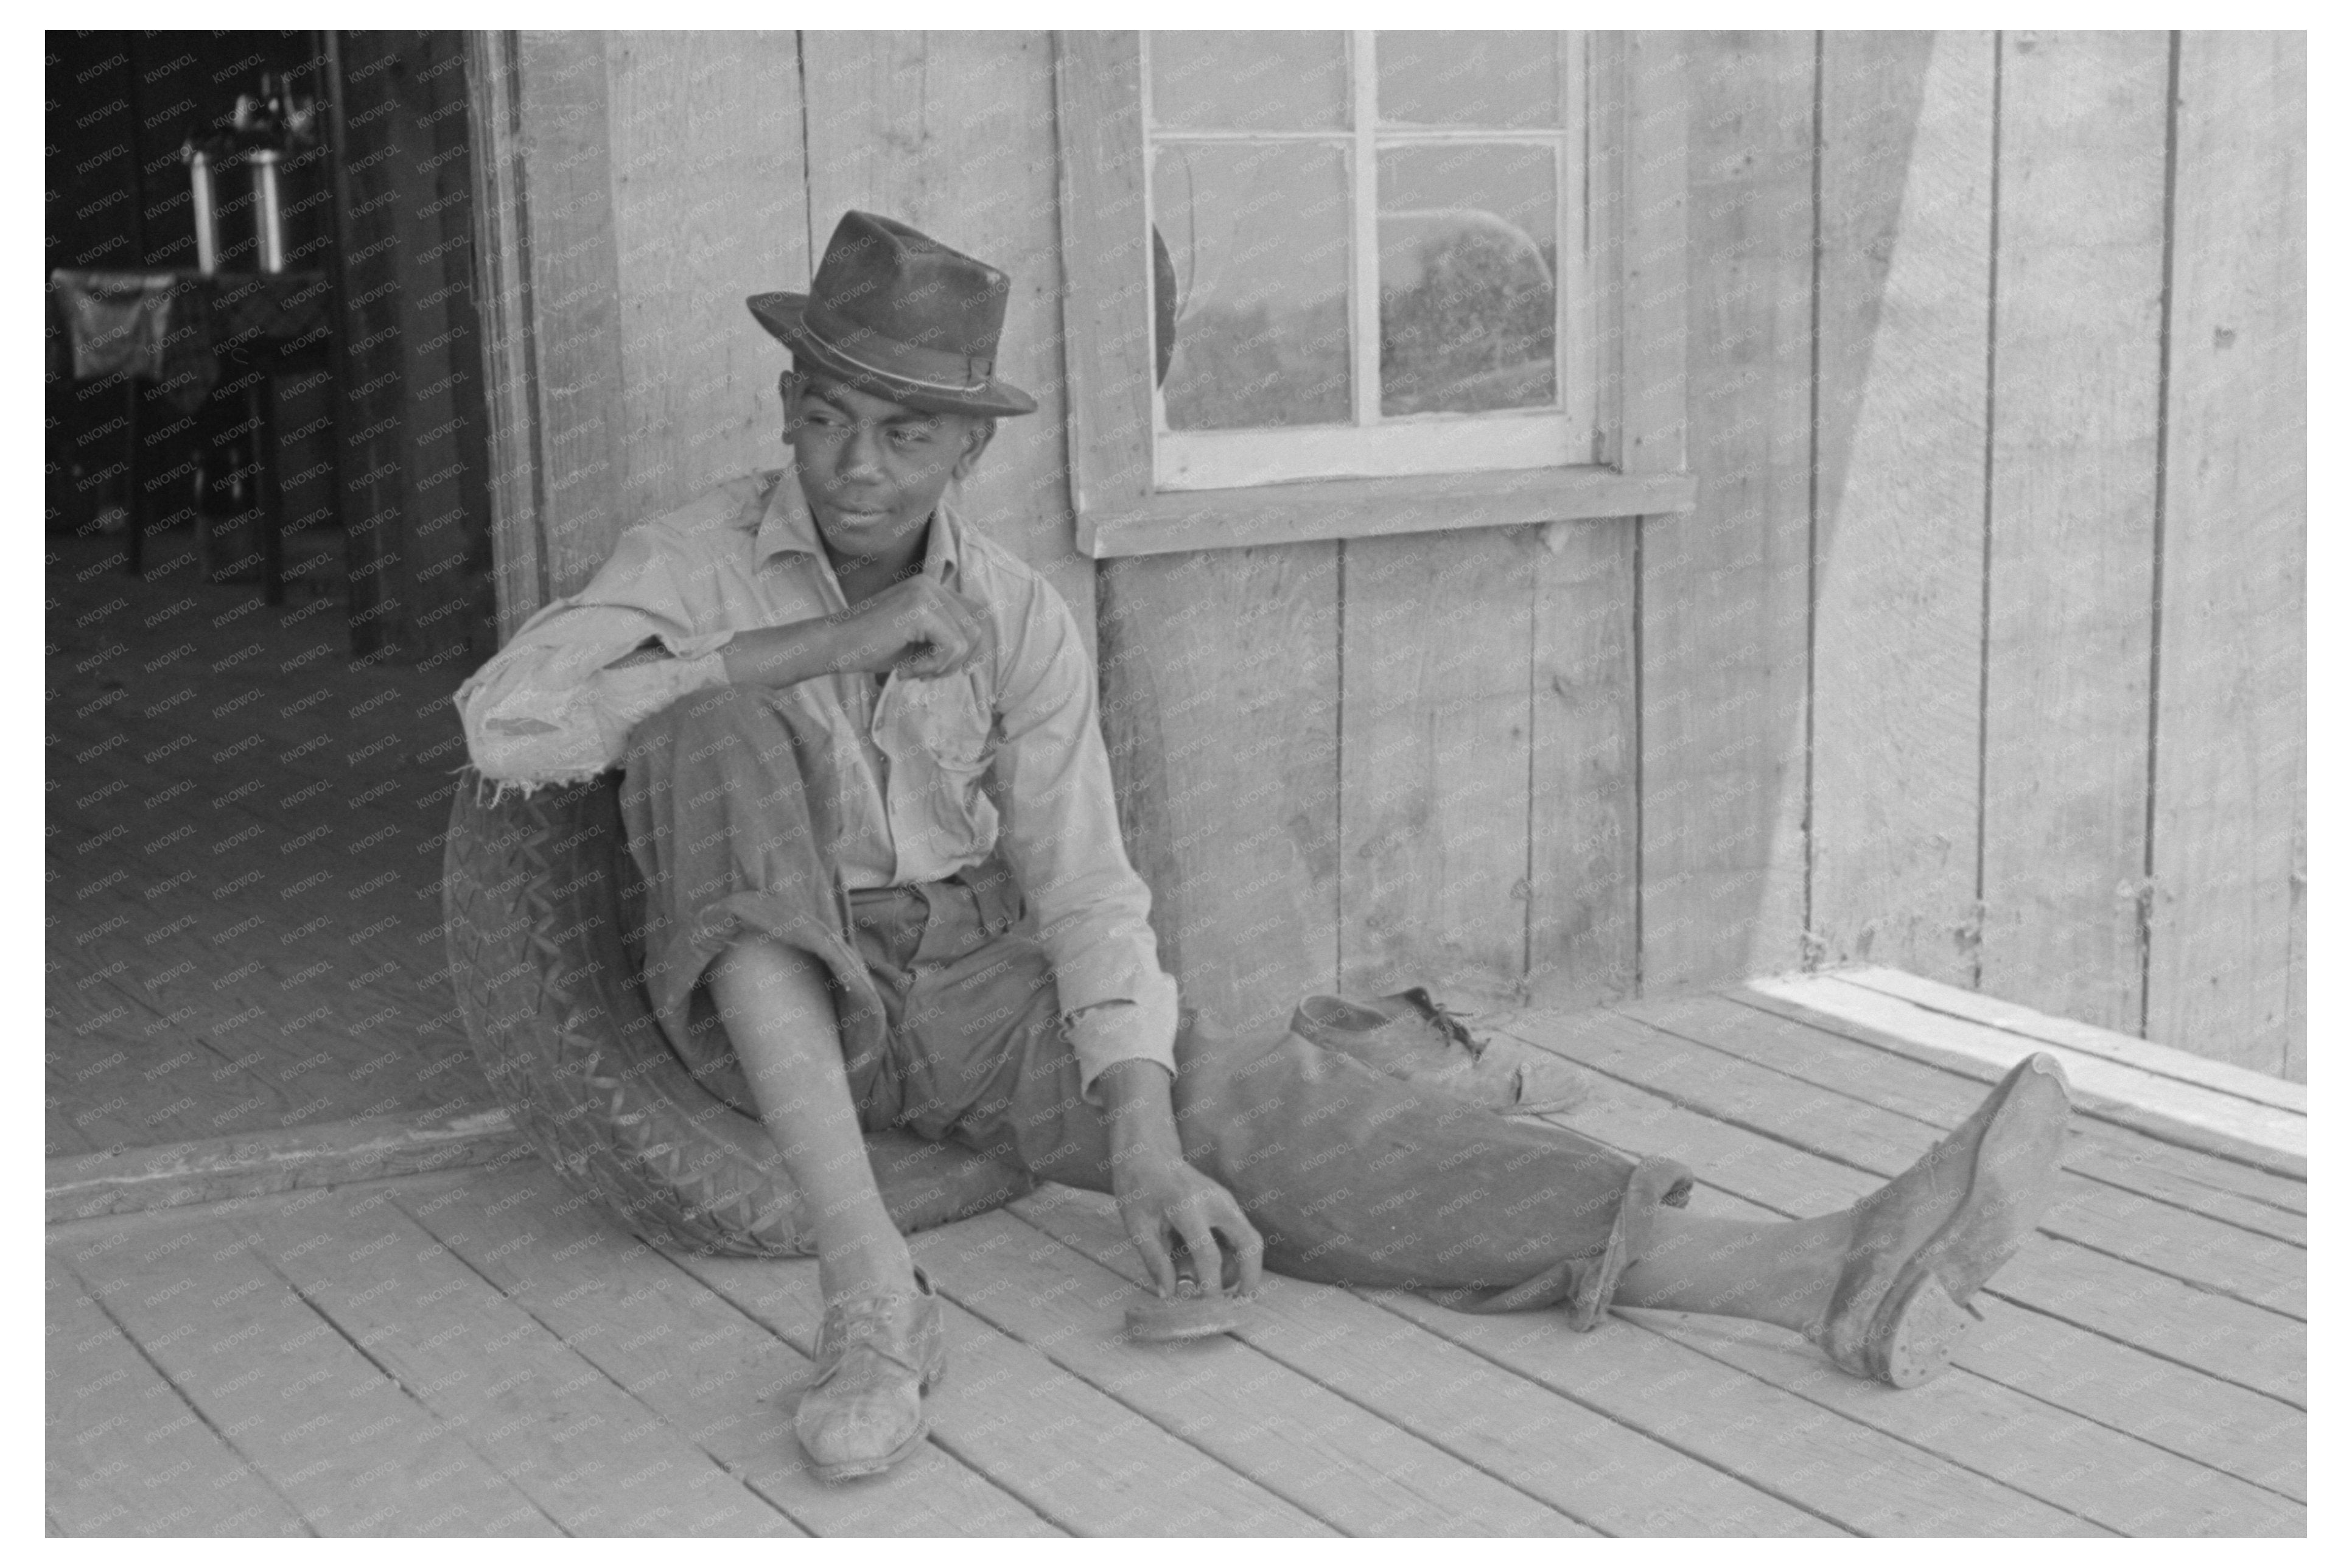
left=825, top=575, right=995, bottom=681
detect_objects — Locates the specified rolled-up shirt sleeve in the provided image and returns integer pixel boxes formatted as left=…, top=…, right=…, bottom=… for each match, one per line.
left=454, top=524, right=736, bottom=787
left=985, top=579, right=1180, bottom=1101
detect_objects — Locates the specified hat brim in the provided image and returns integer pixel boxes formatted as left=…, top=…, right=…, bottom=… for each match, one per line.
left=747, top=292, right=1037, bottom=418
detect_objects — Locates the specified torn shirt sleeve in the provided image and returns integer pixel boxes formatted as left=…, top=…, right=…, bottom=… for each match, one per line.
left=452, top=524, right=737, bottom=788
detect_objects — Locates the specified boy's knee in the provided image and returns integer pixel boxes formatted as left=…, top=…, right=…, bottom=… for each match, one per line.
left=629, top=684, right=773, bottom=758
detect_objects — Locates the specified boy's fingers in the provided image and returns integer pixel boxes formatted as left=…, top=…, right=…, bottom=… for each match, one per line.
left=1223, top=1213, right=1265, bottom=1295
left=1130, top=1220, right=1175, bottom=1298
left=1174, top=1212, right=1223, bottom=1292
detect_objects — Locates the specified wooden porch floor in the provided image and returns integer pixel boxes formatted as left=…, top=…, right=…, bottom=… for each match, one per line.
left=47, top=985, right=2305, bottom=1537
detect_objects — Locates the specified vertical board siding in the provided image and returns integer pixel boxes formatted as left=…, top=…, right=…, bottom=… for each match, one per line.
left=1640, top=30, right=1817, bottom=992
left=2146, top=32, right=2305, bottom=1076
left=475, top=30, right=2301, bottom=1076
left=799, top=30, right=1094, bottom=639
left=490, top=31, right=1085, bottom=609
left=513, top=31, right=629, bottom=598
left=1338, top=530, right=1539, bottom=1004
left=1977, top=31, right=2169, bottom=1032
left=1808, top=31, right=1997, bottom=986
left=606, top=33, right=810, bottom=527
left=1528, top=519, right=1639, bottom=1009
left=1099, top=546, right=1341, bottom=1035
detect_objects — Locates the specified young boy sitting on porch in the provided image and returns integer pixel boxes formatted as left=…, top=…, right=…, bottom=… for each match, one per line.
left=456, top=211, right=2071, bottom=1483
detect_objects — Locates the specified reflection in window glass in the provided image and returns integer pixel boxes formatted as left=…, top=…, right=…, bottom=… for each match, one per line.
left=1149, top=32, right=1349, bottom=133
left=1154, top=142, right=1351, bottom=429
left=1376, top=32, right=1560, bottom=128
left=1378, top=144, right=1558, bottom=416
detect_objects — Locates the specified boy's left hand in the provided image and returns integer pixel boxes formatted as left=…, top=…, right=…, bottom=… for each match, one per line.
left=1094, top=1057, right=1265, bottom=1298
left=1113, top=1152, right=1264, bottom=1299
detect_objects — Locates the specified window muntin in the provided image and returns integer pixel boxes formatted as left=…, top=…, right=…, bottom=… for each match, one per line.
left=1142, top=30, right=1596, bottom=491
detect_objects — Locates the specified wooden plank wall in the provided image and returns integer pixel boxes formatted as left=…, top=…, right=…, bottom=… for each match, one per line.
left=477, top=30, right=1093, bottom=632
left=1103, top=29, right=2301, bottom=1071
left=2146, top=32, right=2306, bottom=1078
left=481, top=30, right=2302, bottom=1077
left=1978, top=33, right=2168, bottom=1035
left=1808, top=32, right=1995, bottom=991
left=1642, top=30, right=1815, bottom=994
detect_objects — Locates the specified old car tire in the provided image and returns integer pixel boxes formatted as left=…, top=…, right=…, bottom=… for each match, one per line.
left=441, top=768, right=1035, bottom=1258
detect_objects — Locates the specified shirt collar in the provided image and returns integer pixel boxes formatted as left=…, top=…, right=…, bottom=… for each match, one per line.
left=753, top=464, right=964, bottom=587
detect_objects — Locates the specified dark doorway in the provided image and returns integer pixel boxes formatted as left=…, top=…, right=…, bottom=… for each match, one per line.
left=47, top=31, right=503, bottom=1170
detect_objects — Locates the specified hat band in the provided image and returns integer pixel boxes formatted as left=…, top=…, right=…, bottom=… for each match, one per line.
left=800, top=301, right=995, bottom=395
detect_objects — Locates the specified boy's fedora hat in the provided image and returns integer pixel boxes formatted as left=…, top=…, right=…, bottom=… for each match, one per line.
left=749, top=210, right=1037, bottom=418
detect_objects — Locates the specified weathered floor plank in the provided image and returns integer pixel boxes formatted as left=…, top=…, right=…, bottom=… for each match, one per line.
left=917, top=1205, right=1583, bottom=1535
left=393, top=1159, right=1059, bottom=1538
left=1626, top=991, right=2305, bottom=1245
left=1754, top=973, right=2304, bottom=1170
left=52, top=1202, right=560, bottom=1535
left=1504, top=1038, right=2305, bottom=1502
left=1633, top=1304, right=2299, bottom=1536
left=48, top=989, right=2300, bottom=1537
left=239, top=1181, right=805, bottom=1536
left=1731, top=988, right=2306, bottom=1213
left=46, top=1269, right=312, bottom=1537
left=1013, top=1185, right=1840, bottom=1538
left=1503, top=1008, right=2306, bottom=1401
left=1608, top=994, right=2305, bottom=1315
left=1365, top=1283, right=2099, bottom=1536
left=670, top=1248, right=1332, bottom=1536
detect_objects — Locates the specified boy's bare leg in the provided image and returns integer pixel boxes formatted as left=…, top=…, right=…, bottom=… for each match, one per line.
left=1611, top=1205, right=1857, bottom=1333
left=706, top=933, right=915, bottom=1306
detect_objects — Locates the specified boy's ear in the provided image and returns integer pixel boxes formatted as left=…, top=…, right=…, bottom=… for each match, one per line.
left=954, top=416, right=998, bottom=478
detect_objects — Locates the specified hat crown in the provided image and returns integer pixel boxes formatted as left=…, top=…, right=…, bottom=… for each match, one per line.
left=810, top=211, right=1010, bottom=363
left=745, top=210, right=1037, bottom=416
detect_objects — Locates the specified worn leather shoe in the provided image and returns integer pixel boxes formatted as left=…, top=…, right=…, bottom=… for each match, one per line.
left=794, top=1265, right=947, bottom=1481
left=1808, top=1053, right=2071, bottom=1388
left=1290, top=988, right=1591, bottom=1115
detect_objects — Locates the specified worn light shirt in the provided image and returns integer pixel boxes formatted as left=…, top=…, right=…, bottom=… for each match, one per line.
left=452, top=466, right=1180, bottom=1095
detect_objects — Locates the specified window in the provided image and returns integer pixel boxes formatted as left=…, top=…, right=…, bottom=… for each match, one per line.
left=1148, top=30, right=1593, bottom=488
left=1057, top=30, right=1693, bottom=558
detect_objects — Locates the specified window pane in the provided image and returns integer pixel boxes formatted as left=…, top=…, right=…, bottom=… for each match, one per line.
left=1155, top=142, right=1351, bottom=430
left=1149, top=32, right=1349, bottom=133
left=1376, top=32, right=1561, bottom=128
left=1378, top=144, right=1558, bottom=416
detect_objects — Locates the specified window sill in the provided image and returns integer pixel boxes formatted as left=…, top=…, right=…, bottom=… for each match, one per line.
left=1076, top=464, right=1697, bottom=558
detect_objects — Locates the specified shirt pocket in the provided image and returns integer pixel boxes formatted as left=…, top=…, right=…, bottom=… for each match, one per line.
left=900, top=668, right=1000, bottom=860
left=912, top=667, right=997, bottom=769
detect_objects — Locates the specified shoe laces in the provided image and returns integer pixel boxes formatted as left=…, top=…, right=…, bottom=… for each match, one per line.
left=816, top=1290, right=928, bottom=1381
left=1410, top=989, right=1491, bottom=1062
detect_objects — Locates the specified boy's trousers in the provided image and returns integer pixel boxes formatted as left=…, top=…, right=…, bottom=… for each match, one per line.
left=619, top=685, right=1690, bottom=1325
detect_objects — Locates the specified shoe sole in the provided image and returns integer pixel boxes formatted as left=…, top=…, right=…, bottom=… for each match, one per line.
left=1874, top=1272, right=1975, bottom=1388
left=1860, top=1055, right=2068, bottom=1385
left=811, top=1415, right=933, bottom=1482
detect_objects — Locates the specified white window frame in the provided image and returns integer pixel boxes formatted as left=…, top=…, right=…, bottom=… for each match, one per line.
left=1055, top=30, right=1693, bottom=558
left=1146, top=30, right=1597, bottom=491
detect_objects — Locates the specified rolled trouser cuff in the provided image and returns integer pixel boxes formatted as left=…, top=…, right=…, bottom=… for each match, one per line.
left=645, top=886, right=897, bottom=1118
left=1452, top=1155, right=1693, bottom=1326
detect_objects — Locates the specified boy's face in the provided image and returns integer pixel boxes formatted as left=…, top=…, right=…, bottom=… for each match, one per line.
left=782, top=372, right=992, bottom=558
